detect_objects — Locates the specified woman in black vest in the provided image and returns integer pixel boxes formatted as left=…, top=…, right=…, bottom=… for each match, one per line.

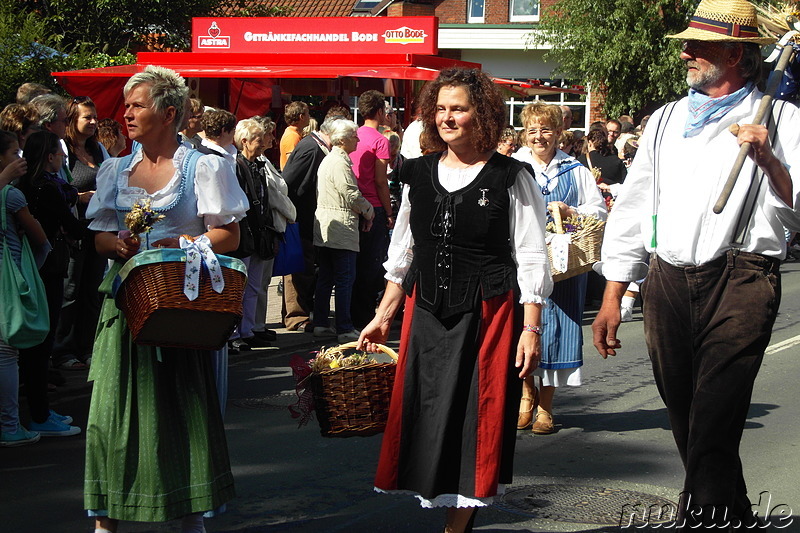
left=358, top=67, right=553, bottom=532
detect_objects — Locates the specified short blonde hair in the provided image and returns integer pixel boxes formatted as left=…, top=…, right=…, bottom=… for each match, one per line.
left=519, top=102, right=563, bottom=131
left=251, top=116, right=276, bottom=134
left=123, top=65, right=188, bottom=134
left=234, top=118, right=265, bottom=150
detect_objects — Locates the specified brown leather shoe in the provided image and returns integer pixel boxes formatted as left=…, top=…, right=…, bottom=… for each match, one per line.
left=517, top=387, right=539, bottom=430
left=531, top=409, right=555, bottom=434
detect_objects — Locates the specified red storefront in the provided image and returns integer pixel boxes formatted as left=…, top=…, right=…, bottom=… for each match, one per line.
left=52, top=16, right=482, bottom=125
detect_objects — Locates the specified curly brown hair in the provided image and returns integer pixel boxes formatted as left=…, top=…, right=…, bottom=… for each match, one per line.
left=0, top=104, right=38, bottom=146
left=417, top=67, right=506, bottom=154
left=202, top=108, right=237, bottom=139
left=96, top=118, right=123, bottom=154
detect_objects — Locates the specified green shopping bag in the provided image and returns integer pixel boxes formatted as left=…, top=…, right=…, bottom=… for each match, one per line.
left=0, top=186, right=50, bottom=348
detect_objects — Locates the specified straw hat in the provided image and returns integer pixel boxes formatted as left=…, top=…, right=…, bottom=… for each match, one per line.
left=667, top=0, right=775, bottom=45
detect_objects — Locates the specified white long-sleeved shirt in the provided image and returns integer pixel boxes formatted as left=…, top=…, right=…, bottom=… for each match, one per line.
left=383, top=158, right=553, bottom=305
left=596, top=91, right=800, bottom=283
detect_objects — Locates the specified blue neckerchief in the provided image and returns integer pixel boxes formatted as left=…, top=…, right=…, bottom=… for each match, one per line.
left=539, top=160, right=582, bottom=195
left=684, top=82, right=754, bottom=137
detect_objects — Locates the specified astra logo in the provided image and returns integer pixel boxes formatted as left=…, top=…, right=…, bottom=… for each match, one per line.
left=382, top=26, right=427, bottom=45
left=198, top=21, right=230, bottom=48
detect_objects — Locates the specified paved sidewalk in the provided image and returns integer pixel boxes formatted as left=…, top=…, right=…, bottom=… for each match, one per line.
left=3, top=274, right=800, bottom=532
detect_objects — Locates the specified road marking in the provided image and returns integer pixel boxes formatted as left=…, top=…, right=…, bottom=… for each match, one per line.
left=765, top=334, right=800, bottom=355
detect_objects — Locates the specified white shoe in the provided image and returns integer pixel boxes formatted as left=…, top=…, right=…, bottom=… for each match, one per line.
left=620, top=305, right=633, bottom=322
left=337, top=329, right=360, bottom=343
left=313, top=327, right=336, bottom=337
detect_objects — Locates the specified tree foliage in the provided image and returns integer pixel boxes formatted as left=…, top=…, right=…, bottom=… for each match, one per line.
left=530, top=0, right=696, bottom=117
left=0, top=0, right=63, bottom=104
left=1, top=0, right=290, bottom=105
left=21, top=0, right=293, bottom=53
left=0, top=0, right=135, bottom=104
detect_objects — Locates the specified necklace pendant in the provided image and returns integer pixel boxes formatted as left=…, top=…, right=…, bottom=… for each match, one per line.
left=541, top=186, right=551, bottom=195
left=478, top=189, right=489, bottom=207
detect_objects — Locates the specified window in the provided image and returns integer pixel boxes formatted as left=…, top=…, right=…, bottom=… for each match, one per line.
left=509, top=0, right=539, bottom=22
left=505, top=79, right=588, bottom=130
left=353, top=0, right=382, bottom=13
left=468, top=0, right=485, bottom=23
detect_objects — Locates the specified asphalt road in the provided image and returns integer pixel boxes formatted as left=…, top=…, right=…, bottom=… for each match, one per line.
left=3, top=261, right=800, bottom=532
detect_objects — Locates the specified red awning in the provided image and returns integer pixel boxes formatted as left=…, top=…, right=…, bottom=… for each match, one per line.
left=51, top=51, right=482, bottom=123
left=52, top=52, right=479, bottom=81
left=51, top=51, right=583, bottom=125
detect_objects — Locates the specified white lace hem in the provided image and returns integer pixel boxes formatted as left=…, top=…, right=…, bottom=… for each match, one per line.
left=374, top=485, right=504, bottom=508
left=533, top=366, right=582, bottom=387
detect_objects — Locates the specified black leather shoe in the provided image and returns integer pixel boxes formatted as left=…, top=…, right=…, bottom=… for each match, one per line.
left=243, top=336, right=271, bottom=348
left=253, top=329, right=277, bottom=341
left=229, top=338, right=251, bottom=352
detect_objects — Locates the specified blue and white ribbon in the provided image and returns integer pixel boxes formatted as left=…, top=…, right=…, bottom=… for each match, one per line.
left=179, top=235, right=224, bottom=301
left=547, top=233, right=572, bottom=273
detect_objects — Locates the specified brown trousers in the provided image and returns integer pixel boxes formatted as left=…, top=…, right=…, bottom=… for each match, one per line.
left=281, top=235, right=315, bottom=330
left=642, top=250, right=780, bottom=529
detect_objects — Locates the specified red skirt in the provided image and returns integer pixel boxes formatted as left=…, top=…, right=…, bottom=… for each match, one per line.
left=374, top=289, right=521, bottom=501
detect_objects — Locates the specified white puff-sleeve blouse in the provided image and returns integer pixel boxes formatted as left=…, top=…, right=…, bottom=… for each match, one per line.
left=384, top=160, right=553, bottom=305
left=87, top=144, right=248, bottom=232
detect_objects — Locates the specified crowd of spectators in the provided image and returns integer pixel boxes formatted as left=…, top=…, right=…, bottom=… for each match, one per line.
left=0, top=74, right=653, bottom=452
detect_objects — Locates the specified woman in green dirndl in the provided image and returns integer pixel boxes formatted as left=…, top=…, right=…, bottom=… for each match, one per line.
left=83, top=66, right=248, bottom=532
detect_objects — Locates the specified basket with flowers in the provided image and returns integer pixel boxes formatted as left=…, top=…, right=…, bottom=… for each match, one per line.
left=113, top=198, right=246, bottom=350
left=289, top=341, right=398, bottom=438
left=546, top=209, right=605, bottom=282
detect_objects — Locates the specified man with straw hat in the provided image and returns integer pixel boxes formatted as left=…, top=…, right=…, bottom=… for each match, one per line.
left=592, top=0, right=800, bottom=529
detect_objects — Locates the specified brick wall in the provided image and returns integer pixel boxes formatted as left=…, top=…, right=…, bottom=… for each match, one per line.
left=436, top=0, right=466, bottom=23
left=485, top=0, right=509, bottom=23
left=540, top=0, right=558, bottom=16
left=389, top=1, right=547, bottom=24
left=387, top=2, right=435, bottom=16
left=589, top=82, right=608, bottom=124
left=434, top=0, right=511, bottom=24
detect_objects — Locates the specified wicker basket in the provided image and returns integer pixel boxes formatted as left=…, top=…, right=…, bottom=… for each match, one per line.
left=547, top=209, right=605, bottom=282
left=309, top=341, right=399, bottom=438
left=114, top=248, right=247, bottom=350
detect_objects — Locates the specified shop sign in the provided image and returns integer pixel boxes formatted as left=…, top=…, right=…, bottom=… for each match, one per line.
left=193, top=17, right=438, bottom=54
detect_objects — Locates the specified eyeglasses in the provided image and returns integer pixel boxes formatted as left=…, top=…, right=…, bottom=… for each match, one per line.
left=527, top=128, right=555, bottom=136
left=72, top=96, right=91, bottom=104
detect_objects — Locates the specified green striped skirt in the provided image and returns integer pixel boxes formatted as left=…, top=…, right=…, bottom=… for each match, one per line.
left=84, top=286, right=235, bottom=522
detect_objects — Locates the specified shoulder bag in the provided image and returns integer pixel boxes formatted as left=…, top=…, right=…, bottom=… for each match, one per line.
left=0, top=187, right=50, bottom=348
left=271, top=222, right=304, bottom=276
